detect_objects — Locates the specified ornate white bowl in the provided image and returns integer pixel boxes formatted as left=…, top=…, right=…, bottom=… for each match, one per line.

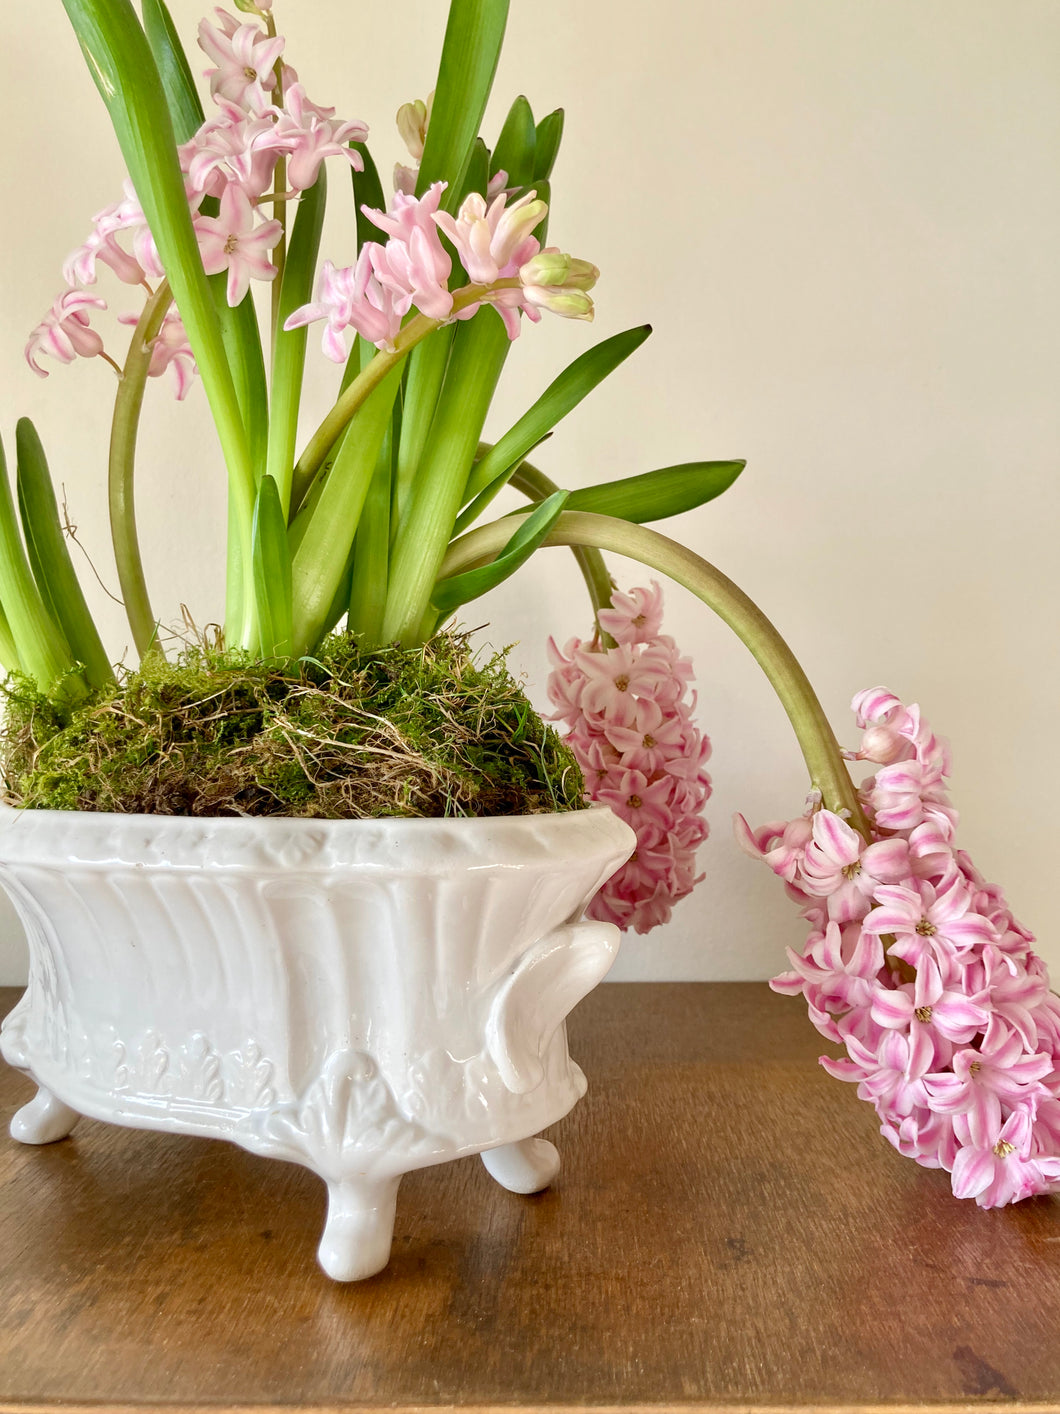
left=0, top=803, right=633, bottom=1280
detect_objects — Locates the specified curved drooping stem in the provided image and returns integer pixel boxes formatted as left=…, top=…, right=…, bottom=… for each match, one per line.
left=439, top=509, right=869, bottom=835
left=109, top=281, right=172, bottom=660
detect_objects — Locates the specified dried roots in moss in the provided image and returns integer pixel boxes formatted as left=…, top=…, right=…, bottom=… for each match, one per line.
left=0, top=632, right=585, bottom=819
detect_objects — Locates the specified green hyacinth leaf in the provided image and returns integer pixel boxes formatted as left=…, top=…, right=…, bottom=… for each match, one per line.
left=432, top=489, right=569, bottom=616
left=140, top=0, right=205, bottom=142
left=562, top=460, right=746, bottom=523
left=61, top=0, right=254, bottom=515
left=16, top=419, right=114, bottom=689
left=267, top=168, right=327, bottom=513
left=533, top=108, right=564, bottom=181
left=456, top=324, right=651, bottom=532
left=0, top=429, right=80, bottom=696
left=251, top=474, right=293, bottom=658
left=350, top=141, right=386, bottom=254
left=491, top=94, right=536, bottom=187
left=416, top=0, right=510, bottom=211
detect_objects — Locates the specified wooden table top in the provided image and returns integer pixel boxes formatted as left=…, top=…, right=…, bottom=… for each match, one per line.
left=2, top=980, right=1059, bottom=1413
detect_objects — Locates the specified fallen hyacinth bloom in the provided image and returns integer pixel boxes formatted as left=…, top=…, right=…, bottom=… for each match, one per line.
left=738, top=687, right=1060, bottom=1207
left=546, top=583, right=711, bottom=935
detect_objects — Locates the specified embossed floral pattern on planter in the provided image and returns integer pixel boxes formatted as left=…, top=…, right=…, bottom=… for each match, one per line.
left=0, top=805, right=634, bottom=1279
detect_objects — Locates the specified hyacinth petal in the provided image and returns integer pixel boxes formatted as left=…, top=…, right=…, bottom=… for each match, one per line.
left=871, top=987, right=913, bottom=1029
left=862, top=837, right=911, bottom=881
left=951, top=1146, right=998, bottom=1200
left=861, top=904, right=917, bottom=935
left=819, top=1055, right=867, bottom=1082
left=811, top=809, right=859, bottom=865
left=769, top=971, right=806, bottom=996
left=942, top=915, right=997, bottom=948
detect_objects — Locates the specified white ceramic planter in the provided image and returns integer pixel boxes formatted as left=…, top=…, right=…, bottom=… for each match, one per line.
left=0, top=803, right=633, bottom=1280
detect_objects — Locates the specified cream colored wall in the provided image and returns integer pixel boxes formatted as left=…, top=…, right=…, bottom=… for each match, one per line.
left=0, top=0, right=1057, bottom=985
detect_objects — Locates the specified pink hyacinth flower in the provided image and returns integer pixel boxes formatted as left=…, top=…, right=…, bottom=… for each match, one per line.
left=198, top=12, right=285, bottom=114
left=432, top=189, right=546, bottom=286
left=269, top=83, right=368, bottom=192
left=118, top=308, right=197, bottom=400
left=364, top=184, right=453, bottom=322
left=546, top=584, right=711, bottom=936
left=26, top=290, right=108, bottom=376
left=862, top=872, right=996, bottom=978
left=749, top=685, right=1060, bottom=1206
left=799, top=809, right=909, bottom=922
left=194, top=182, right=283, bottom=306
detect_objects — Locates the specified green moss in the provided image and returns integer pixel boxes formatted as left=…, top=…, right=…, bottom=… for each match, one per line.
left=0, top=632, right=585, bottom=819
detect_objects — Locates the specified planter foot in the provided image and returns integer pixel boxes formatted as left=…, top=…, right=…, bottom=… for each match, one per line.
left=481, top=1136, right=560, bottom=1194
left=11, top=1086, right=80, bottom=1145
left=317, top=1176, right=401, bottom=1282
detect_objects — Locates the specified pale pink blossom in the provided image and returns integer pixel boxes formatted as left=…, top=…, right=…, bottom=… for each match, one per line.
left=197, top=11, right=284, bottom=114
left=118, top=308, right=197, bottom=399
left=546, top=585, right=710, bottom=935
left=861, top=873, right=996, bottom=976
left=597, top=581, right=665, bottom=644
left=433, top=189, right=546, bottom=286
left=864, top=759, right=957, bottom=833
left=26, top=290, right=108, bottom=375
left=799, top=809, right=909, bottom=921
left=194, top=182, right=283, bottom=306
left=63, top=183, right=165, bottom=288
left=869, top=956, right=991, bottom=1044
left=284, top=250, right=405, bottom=357
left=926, top=1029, right=1053, bottom=1150
left=268, top=83, right=367, bottom=192
left=734, top=811, right=813, bottom=887
left=950, top=1109, right=1060, bottom=1208
left=181, top=101, right=282, bottom=201
left=364, top=184, right=453, bottom=321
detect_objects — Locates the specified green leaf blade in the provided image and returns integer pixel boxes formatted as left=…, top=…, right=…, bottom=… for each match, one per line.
left=491, top=95, right=536, bottom=187
left=267, top=169, right=328, bottom=513
left=140, top=0, right=204, bottom=142
left=0, top=430, right=79, bottom=695
left=251, top=474, right=293, bottom=658
left=564, top=460, right=746, bottom=522
left=16, top=419, right=114, bottom=688
left=350, top=141, right=386, bottom=254
left=290, top=361, right=405, bottom=657
left=416, top=0, right=510, bottom=210
left=457, top=324, right=652, bottom=530
left=432, top=489, right=569, bottom=616
left=533, top=108, right=564, bottom=181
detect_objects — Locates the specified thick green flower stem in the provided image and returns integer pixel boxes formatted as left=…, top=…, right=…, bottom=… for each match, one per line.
left=288, top=281, right=521, bottom=518
left=109, top=281, right=173, bottom=660
left=439, top=509, right=870, bottom=835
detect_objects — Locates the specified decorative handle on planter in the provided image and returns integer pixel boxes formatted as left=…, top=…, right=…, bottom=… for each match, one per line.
left=485, top=919, right=620, bottom=1095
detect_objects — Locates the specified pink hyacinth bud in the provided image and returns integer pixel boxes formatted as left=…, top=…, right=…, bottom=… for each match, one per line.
left=25, top=290, right=108, bottom=377
left=857, top=723, right=915, bottom=765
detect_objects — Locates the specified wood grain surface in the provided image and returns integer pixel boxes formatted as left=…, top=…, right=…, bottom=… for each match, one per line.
left=1, top=981, right=1059, bottom=1413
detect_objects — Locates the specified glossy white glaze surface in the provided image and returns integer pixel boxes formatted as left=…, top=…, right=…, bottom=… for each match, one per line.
left=0, top=804, right=634, bottom=1281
